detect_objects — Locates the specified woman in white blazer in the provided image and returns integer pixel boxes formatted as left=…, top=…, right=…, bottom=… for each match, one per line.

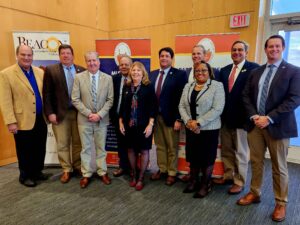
left=179, top=61, right=225, bottom=198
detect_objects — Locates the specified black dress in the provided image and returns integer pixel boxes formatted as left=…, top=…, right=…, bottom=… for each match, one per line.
left=120, top=83, right=158, bottom=152
left=185, top=89, right=219, bottom=168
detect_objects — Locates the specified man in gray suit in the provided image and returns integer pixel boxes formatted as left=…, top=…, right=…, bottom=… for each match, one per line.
left=43, top=44, right=85, bottom=183
left=72, top=51, right=114, bottom=188
left=238, top=35, right=300, bottom=222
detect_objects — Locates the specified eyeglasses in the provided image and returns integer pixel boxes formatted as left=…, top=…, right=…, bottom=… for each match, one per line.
left=195, top=69, right=208, bottom=74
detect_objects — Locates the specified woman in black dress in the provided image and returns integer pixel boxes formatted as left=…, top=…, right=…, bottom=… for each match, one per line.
left=119, top=61, right=158, bottom=191
left=179, top=61, right=225, bottom=198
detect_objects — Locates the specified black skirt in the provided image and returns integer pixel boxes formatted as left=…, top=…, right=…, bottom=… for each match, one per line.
left=185, top=129, right=219, bottom=168
left=124, top=125, right=153, bottom=152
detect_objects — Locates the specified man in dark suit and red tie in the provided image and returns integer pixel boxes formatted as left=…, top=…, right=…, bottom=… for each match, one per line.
left=237, top=35, right=300, bottom=222
left=43, top=44, right=85, bottom=183
left=149, top=47, right=187, bottom=186
left=214, top=41, right=259, bottom=194
left=110, top=55, right=132, bottom=177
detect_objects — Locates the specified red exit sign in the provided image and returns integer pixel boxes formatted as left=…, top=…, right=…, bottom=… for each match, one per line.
left=230, top=13, right=250, bottom=28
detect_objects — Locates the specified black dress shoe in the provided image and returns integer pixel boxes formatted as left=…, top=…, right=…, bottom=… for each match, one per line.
left=35, top=172, right=52, bottom=181
left=20, top=178, right=37, bottom=187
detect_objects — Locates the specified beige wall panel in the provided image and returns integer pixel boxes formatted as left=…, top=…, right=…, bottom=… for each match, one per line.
left=0, top=0, right=11, bottom=7
left=191, top=17, right=227, bottom=34
left=225, top=0, right=256, bottom=15
left=0, top=113, right=17, bottom=166
left=98, top=0, right=109, bottom=31
left=164, top=0, right=193, bottom=23
left=193, top=0, right=226, bottom=19
left=109, top=0, right=164, bottom=31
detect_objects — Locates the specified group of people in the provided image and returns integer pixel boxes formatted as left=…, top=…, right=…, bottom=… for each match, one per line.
left=0, top=34, right=300, bottom=222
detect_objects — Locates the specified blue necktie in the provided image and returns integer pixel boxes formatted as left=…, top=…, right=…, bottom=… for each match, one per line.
left=92, top=75, right=97, bottom=112
left=66, top=67, right=74, bottom=97
left=258, top=64, right=274, bottom=115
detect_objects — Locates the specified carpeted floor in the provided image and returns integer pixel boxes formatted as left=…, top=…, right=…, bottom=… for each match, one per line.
left=0, top=160, right=300, bottom=225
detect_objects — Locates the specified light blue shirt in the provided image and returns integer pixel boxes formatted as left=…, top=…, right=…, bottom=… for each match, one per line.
left=256, top=59, right=282, bottom=112
left=63, top=64, right=75, bottom=89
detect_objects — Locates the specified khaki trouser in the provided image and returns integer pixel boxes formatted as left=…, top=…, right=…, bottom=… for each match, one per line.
left=221, top=125, right=249, bottom=186
left=52, top=109, right=81, bottom=172
left=154, top=115, right=179, bottom=176
left=248, top=126, right=289, bottom=205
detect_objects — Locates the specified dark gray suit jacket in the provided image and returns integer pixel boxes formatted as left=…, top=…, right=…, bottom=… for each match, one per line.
left=242, top=60, right=300, bottom=139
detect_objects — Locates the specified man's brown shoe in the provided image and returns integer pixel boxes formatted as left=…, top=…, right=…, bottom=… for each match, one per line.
left=100, top=174, right=111, bottom=185
left=228, top=184, right=244, bottom=195
left=60, top=172, right=71, bottom=183
left=212, top=178, right=233, bottom=185
left=237, top=192, right=261, bottom=205
left=272, top=204, right=286, bottom=222
left=165, top=176, right=176, bottom=186
left=80, top=177, right=90, bottom=188
left=150, top=170, right=161, bottom=180
left=113, top=168, right=125, bottom=177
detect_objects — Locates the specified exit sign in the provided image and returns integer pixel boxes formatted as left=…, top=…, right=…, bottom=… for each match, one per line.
left=230, top=13, right=250, bottom=28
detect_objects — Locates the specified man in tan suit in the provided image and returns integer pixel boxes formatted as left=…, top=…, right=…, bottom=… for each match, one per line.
left=0, top=45, right=48, bottom=187
left=72, top=51, right=114, bottom=188
left=43, top=44, right=85, bottom=183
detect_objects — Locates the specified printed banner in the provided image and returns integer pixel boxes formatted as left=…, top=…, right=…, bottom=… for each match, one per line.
left=95, top=39, right=151, bottom=166
left=12, top=31, right=70, bottom=165
left=175, top=33, right=240, bottom=176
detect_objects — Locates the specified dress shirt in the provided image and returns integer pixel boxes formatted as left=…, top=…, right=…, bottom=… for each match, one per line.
left=230, top=59, right=246, bottom=83
left=155, top=67, right=171, bottom=92
left=89, top=70, right=100, bottom=92
left=20, top=65, right=43, bottom=115
left=63, top=64, right=76, bottom=90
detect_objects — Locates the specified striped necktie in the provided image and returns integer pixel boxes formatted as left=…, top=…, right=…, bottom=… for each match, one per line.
left=92, top=75, right=97, bottom=112
left=258, top=64, right=275, bottom=115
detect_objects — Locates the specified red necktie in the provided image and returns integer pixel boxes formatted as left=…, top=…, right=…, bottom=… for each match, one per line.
left=156, top=70, right=164, bottom=100
left=228, top=65, right=238, bottom=92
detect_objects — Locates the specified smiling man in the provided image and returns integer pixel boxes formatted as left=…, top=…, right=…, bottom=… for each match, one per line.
left=72, top=51, right=113, bottom=188
left=0, top=45, right=48, bottom=187
left=149, top=47, right=187, bottom=186
left=43, top=44, right=85, bottom=183
left=215, top=41, right=259, bottom=194
left=238, top=35, right=300, bottom=222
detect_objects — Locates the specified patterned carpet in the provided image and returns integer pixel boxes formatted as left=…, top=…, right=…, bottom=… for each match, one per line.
left=0, top=160, right=300, bottom=225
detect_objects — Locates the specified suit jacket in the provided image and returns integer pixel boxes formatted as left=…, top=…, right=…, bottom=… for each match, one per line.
left=109, top=73, right=125, bottom=125
left=0, top=64, right=44, bottom=130
left=120, top=83, right=158, bottom=129
left=71, top=70, right=114, bottom=126
left=179, top=79, right=225, bottom=130
left=243, top=60, right=300, bottom=139
left=219, top=60, right=259, bottom=129
left=43, top=63, right=85, bottom=122
left=149, top=67, right=187, bottom=126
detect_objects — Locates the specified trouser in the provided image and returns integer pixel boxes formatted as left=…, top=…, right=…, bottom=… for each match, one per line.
left=14, top=115, right=47, bottom=180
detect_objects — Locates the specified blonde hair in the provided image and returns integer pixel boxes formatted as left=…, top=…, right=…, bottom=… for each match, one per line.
left=127, top=61, right=150, bottom=86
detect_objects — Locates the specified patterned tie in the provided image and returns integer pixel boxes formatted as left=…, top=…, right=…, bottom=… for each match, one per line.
left=91, top=75, right=97, bottom=112
left=156, top=70, right=164, bottom=101
left=66, top=67, right=74, bottom=97
left=258, top=64, right=275, bottom=115
left=117, top=77, right=128, bottom=114
left=228, top=65, right=238, bottom=92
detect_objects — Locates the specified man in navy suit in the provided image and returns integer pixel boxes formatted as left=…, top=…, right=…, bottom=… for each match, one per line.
left=110, top=55, right=132, bottom=177
left=214, top=41, right=259, bottom=194
left=237, top=35, right=300, bottom=222
left=149, top=47, right=187, bottom=185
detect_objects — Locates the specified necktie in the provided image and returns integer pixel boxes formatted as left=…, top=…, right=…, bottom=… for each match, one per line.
left=66, top=67, right=74, bottom=97
left=156, top=71, right=164, bottom=101
left=228, top=65, right=238, bottom=92
left=92, top=75, right=97, bottom=112
left=117, top=77, right=127, bottom=114
left=258, top=64, right=275, bottom=115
